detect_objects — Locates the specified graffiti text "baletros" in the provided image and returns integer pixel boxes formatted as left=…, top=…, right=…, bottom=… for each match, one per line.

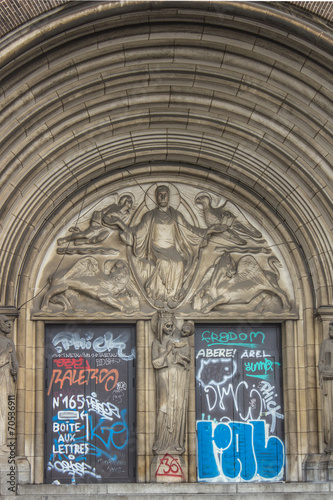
left=47, top=359, right=118, bottom=395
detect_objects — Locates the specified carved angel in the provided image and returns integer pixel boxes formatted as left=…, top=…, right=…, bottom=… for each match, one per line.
left=57, top=194, right=133, bottom=248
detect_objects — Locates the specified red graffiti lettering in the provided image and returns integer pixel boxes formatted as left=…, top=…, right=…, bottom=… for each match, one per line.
left=155, top=454, right=185, bottom=479
left=47, top=367, right=119, bottom=395
left=53, top=357, right=90, bottom=369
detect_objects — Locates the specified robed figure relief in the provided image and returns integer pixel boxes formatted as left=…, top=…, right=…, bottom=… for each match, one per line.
left=151, top=311, right=194, bottom=455
left=111, top=185, right=217, bottom=308
left=0, top=315, right=18, bottom=452
left=318, top=321, right=333, bottom=453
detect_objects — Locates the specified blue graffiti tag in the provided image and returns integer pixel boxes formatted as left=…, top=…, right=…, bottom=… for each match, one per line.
left=86, top=408, right=129, bottom=456
left=197, top=420, right=284, bottom=481
left=49, top=406, right=129, bottom=471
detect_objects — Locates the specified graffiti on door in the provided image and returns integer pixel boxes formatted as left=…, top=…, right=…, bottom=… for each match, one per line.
left=45, top=324, right=136, bottom=483
left=195, top=324, right=284, bottom=482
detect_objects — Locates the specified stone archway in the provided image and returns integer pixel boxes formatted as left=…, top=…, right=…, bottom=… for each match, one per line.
left=0, top=1, right=332, bottom=489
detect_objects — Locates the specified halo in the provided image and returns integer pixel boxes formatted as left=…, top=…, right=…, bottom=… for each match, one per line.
left=145, top=183, right=180, bottom=210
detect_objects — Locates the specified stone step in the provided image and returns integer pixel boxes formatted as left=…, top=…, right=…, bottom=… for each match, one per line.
left=5, top=495, right=333, bottom=500
left=9, top=482, right=333, bottom=499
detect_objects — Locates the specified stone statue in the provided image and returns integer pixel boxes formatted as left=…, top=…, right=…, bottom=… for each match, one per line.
left=151, top=311, right=194, bottom=455
left=111, top=185, right=218, bottom=308
left=0, top=315, right=18, bottom=450
left=318, top=321, right=333, bottom=453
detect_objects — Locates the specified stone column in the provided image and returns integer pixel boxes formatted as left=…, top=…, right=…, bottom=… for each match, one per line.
left=0, top=314, right=18, bottom=495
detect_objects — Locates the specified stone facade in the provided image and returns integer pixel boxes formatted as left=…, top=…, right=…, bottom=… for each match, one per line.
left=0, top=0, right=332, bottom=495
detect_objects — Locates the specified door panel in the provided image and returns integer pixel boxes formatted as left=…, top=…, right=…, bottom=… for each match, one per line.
left=44, top=324, right=136, bottom=483
left=195, top=324, right=284, bottom=482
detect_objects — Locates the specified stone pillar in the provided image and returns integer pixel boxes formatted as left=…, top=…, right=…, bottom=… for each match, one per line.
left=150, top=312, right=194, bottom=482
left=304, top=310, right=333, bottom=481
left=0, top=313, right=19, bottom=495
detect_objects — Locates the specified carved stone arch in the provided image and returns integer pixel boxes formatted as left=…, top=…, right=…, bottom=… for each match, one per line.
left=13, top=165, right=312, bottom=483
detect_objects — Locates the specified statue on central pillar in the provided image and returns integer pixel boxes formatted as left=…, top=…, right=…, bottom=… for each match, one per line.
left=318, top=321, right=333, bottom=453
left=151, top=311, right=194, bottom=455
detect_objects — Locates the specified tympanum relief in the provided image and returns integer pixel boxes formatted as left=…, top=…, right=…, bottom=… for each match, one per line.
left=36, top=182, right=295, bottom=318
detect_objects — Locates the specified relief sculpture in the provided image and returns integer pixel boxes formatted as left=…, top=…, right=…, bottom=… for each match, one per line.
left=40, top=257, right=139, bottom=314
left=195, top=192, right=264, bottom=246
left=37, top=182, right=293, bottom=317
left=193, top=253, right=290, bottom=313
left=109, top=185, right=218, bottom=308
left=57, top=194, right=133, bottom=255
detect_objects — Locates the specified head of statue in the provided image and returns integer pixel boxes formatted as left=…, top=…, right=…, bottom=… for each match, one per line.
left=119, top=195, right=133, bottom=209
left=155, top=185, right=170, bottom=208
left=162, top=320, right=174, bottom=336
left=195, top=192, right=212, bottom=210
left=181, top=320, right=194, bottom=337
left=0, top=315, right=11, bottom=335
left=156, top=310, right=174, bottom=341
left=329, top=321, right=333, bottom=339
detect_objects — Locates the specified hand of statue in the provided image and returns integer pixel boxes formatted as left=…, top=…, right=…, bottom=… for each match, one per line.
left=206, top=224, right=227, bottom=235
left=221, top=212, right=235, bottom=227
left=103, top=216, right=126, bottom=230
left=178, top=354, right=190, bottom=365
left=166, top=340, right=174, bottom=352
left=173, top=340, right=187, bottom=348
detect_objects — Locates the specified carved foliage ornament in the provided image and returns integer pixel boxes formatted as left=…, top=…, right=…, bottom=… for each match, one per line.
left=37, top=183, right=293, bottom=317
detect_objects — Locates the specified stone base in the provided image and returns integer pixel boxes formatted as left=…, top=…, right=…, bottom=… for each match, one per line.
left=15, top=481, right=333, bottom=499
left=150, top=454, right=186, bottom=482
left=16, top=457, right=30, bottom=485
left=303, top=453, right=333, bottom=482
